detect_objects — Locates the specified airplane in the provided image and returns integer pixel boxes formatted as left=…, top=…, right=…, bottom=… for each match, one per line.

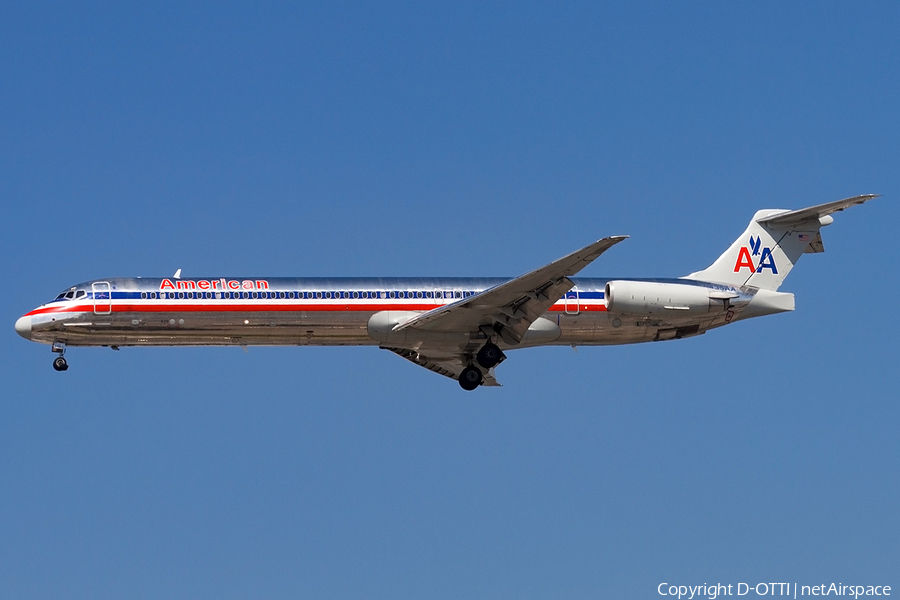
left=14, top=194, right=879, bottom=390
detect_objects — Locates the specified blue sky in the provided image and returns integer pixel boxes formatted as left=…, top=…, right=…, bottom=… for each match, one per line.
left=2, top=3, right=898, bottom=598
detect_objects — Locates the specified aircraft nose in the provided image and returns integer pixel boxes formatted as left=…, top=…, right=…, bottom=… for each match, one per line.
left=15, top=315, right=32, bottom=340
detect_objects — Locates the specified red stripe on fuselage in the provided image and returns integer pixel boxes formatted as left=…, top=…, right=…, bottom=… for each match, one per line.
left=25, top=302, right=608, bottom=316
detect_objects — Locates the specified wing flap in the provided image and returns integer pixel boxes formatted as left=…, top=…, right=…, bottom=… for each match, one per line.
left=382, top=346, right=501, bottom=386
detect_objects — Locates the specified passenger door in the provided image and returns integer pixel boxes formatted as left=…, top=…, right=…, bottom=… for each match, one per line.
left=564, top=288, right=580, bottom=315
left=92, top=282, right=112, bottom=315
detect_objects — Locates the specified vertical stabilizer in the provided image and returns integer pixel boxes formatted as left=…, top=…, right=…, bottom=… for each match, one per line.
left=684, top=195, right=879, bottom=291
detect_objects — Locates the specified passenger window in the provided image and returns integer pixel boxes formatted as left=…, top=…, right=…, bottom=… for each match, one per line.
left=416, top=291, right=423, bottom=298
left=141, top=292, right=147, bottom=299
left=352, top=291, right=359, bottom=299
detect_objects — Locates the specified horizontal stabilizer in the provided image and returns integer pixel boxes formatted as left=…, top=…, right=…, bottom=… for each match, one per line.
left=758, top=194, right=879, bottom=226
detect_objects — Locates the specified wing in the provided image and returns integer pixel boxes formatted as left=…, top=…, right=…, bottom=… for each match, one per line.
left=757, top=194, right=880, bottom=226
left=383, top=346, right=502, bottom=386
left=393, top=235, right=627, bottom=345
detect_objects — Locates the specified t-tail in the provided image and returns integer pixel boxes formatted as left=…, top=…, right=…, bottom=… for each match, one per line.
left=684, top=194, right=880, bottom=291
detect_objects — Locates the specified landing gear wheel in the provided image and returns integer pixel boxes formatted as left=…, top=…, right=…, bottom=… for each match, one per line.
left=459, top=365, right=483, bottom=391
left=476, top=342, right=503, bottom=369
left=53, top=356, right=68, bottom=371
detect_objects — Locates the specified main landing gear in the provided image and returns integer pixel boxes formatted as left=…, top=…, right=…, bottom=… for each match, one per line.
left=459, top=365, right=483, bottom=391
left=458, top=342, right=506, bottom=390
left=51, top=342, right=68, bottom=372
left=476, top=342, right=503, bottom=369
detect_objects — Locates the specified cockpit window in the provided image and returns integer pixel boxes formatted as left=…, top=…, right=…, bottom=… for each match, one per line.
left=64, top=291, right=75, bottom=300
left=75, top=290, right=86, bottom=299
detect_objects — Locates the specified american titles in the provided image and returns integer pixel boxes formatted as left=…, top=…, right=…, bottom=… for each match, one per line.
left=734, top=235, right=777, bottom=274
left=159, top=279, right=270, bottom=291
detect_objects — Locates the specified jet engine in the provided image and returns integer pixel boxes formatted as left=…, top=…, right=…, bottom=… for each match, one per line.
left=604, top=281, right=732, bottom=316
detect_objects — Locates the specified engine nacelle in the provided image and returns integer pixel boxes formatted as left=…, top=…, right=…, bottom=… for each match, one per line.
left=604, top=281, right=725, bottom=316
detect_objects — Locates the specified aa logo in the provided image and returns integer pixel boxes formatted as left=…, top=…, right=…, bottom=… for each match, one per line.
left=734, top=235, right=778, bottom=274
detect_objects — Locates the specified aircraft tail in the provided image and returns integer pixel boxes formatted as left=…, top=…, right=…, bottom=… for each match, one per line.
left=684, top=194, right=879, bottom=291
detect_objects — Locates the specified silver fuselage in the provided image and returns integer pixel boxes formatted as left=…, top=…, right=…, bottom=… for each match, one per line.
left=17, top=276, right=760, bottom=351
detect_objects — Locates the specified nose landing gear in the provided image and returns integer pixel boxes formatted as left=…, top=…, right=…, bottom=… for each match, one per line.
left=51, top=342, right=68, bottom=371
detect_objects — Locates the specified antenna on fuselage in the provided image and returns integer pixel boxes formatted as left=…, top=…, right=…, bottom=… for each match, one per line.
left=173, top=269, right=182, bottom=279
